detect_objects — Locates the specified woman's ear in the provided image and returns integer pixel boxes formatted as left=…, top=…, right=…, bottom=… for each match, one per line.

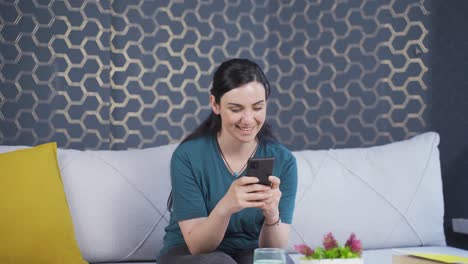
left=210, top=95, right=220, bottom=115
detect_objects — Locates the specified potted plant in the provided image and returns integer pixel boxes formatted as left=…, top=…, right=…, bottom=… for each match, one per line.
left=294, top=232, right=363, bottom=264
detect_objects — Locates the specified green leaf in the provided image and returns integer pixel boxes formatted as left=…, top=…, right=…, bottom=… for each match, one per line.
left=312, top=247, right=325, bottom=259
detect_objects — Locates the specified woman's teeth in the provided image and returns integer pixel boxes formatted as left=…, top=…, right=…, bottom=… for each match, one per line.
left=238, top=126, right=254, bottom=131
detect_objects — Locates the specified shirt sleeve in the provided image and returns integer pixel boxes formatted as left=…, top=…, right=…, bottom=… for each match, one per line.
left=278, top=152, right=298, bottom=224
left=170, top=147, right=208, bottom=222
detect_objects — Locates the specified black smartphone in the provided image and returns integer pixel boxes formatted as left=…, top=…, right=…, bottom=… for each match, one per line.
left=246, top=157, right=275, bottom=186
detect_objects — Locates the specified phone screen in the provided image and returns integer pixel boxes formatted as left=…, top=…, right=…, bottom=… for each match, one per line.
left=246, top=157, right=275, bottom=185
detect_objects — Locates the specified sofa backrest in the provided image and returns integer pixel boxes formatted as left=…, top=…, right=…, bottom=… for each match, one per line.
left=288, top=132, right=446, bottom=250
left=0, top=132, right=446, bottom=262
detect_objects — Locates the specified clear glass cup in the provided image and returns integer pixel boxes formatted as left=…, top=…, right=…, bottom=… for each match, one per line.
left=253, top=248, right=286, bottom=264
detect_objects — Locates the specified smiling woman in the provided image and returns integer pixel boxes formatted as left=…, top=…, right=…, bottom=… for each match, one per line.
left=160, top=59, right=298, bottom=264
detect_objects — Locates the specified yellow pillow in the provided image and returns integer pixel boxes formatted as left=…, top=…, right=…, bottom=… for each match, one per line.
left=0, top=142, right=87, bottom=264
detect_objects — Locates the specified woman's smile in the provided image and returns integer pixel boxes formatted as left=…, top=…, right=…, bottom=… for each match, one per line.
left=237, top=125, right=255, bottom=132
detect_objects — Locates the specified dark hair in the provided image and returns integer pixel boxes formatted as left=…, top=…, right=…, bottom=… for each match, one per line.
left=182, top=58, right=276, bottom=143
left=167, top=59, right=276, bottom=212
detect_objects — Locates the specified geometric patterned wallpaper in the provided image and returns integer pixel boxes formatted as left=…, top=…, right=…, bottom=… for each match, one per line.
left=0, top=0, right=430, bottom=150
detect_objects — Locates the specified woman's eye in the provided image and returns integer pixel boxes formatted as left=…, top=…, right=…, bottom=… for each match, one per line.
left=253, top=108, right=263, bottom=111
left=231, top=109, right=241, bottom=113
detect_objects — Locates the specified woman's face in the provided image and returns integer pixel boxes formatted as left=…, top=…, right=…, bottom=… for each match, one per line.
left=211, top=81, right=267, bottom=143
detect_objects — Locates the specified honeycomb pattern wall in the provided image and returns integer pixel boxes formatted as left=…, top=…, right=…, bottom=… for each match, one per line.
left=0, top=0, right=430, bottom=150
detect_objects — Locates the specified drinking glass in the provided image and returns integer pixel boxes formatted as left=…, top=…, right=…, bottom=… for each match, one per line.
left=253, top=248, right=286, bottom=264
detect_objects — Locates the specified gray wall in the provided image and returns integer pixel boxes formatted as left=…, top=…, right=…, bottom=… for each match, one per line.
left=429, top=0, right=468, bottom=250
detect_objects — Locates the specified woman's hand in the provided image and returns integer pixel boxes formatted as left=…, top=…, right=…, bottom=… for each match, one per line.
left=260, top=176, right=282, bottom=224
left=219, top=176, right=272, bottom=215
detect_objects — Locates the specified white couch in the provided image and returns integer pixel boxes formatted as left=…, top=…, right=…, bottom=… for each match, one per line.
left=1, top=131, right=467, bottom=263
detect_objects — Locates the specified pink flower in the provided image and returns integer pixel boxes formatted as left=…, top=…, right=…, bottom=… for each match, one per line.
left=323, top=232, right=338, bottom=250
left=345, top=233, right=362, bottom=255
left=294, top=244, right=314, bottom=256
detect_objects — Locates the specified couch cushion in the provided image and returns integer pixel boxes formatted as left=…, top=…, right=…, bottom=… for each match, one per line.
left=289, top=132, right=445, bottom=250
left=0, top=142, right=87, bottom=264
left=57, top=144, right=178, bottom=262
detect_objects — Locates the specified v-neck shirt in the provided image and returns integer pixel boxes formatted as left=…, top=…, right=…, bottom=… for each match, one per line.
left=160, top=135, right=297, bottom=256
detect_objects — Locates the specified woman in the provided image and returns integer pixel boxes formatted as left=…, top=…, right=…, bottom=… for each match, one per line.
left=159, top=58, right=297, bottom=264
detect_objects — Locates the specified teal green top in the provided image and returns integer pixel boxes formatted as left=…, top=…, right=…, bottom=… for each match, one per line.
left=159, top=135, right=297, bottom=257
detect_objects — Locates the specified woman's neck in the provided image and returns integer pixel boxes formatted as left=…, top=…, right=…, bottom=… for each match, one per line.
left=216, top=132, right=257, bottom=157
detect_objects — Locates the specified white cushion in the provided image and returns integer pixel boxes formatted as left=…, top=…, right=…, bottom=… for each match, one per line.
left=58, top=144, right=178, bottom=262
left=289, top=132, right=445, bottom=250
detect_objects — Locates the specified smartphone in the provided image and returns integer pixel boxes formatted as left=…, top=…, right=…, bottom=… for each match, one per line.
left=246, top=157, right=275, bottom=186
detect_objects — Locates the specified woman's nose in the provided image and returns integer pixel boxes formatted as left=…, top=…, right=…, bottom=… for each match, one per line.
left=241, top=110, right=255, bottom=122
